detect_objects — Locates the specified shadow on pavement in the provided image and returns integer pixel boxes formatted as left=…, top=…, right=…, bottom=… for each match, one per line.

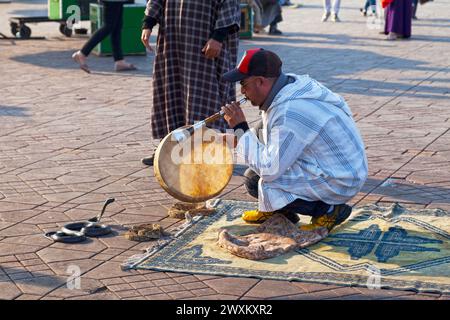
left=361, top=177, right=450, bottom=205
left=10, top=49, right=154, bottom=77
left=0, top=105, right=29, bottom=117
left=238, top=42, right=446, bottom=99
left=1, top=267, right=67, bottom=288
left=9, top=37, right=444, bottom=98
left=409, top=35, right=450, bottom=43
left=252, top=32, right=392, bottom=48
left=4, top=0, right=46, bottom=4
left=7, top=9, right=47, bottom=17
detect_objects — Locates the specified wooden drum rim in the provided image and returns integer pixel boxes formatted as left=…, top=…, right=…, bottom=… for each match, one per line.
left=154, top=129, right=234, bottom=203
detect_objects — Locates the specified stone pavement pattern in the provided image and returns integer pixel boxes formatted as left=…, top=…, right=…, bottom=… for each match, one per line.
left=1, top=0, right=449, bottom=300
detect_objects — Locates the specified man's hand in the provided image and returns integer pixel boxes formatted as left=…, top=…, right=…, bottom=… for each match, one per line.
left=202, top=39, right=222, bottom=59
left=141, top=29, right=153, bottom=52
left=221, top=101, right=246, bottom=129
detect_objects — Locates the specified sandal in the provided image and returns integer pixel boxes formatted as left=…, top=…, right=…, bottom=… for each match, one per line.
left=114, top=63, right=137, bottom=72
left=72, top=51, right=91, bottom=74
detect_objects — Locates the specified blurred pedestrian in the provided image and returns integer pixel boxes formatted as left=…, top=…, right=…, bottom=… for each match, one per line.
left=412, top=0, right=419, bottom=19
left=279, top=0, right=293, bottom=5
left=72, top=0, right=136, bottom=73
left=257, top=0, right=284, bottom=35
left=243, top=0, right=264, bottom=32
left=361, top=0, right=377, bottom=16
left=322, top=0, right=341, bottom=22
left=383, top=0, right=412, bottom=40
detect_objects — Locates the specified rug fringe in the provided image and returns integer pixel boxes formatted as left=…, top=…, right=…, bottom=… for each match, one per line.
left=206, top=198, right=221, bottom=209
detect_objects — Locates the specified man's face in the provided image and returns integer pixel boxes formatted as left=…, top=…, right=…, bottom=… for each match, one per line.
left=240, top=76, right=266, bottom=106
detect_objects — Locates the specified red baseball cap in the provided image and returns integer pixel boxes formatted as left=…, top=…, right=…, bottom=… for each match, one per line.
left=223, top=48, right=282, bottom=82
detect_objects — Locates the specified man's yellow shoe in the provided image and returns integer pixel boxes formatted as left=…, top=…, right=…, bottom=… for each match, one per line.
left=299, top=204, right=352, bottom=232
left=299, top=224, right=321, bottom=231
left=242, top=210, right=274, bottom=223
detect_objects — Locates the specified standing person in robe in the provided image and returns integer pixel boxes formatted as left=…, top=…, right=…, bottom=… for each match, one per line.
left=257, top=0, right=284, bottom=35
left=140, top=0, right=241, bottom=166
left=383, top=0, right=412, bottom=40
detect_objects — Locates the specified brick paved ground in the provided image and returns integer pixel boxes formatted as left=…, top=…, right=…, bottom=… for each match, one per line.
left=1, top=0, right=449, bottom=300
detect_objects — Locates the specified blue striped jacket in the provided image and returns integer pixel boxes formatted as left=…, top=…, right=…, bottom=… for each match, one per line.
left=236, top=74, right=368, bottom=212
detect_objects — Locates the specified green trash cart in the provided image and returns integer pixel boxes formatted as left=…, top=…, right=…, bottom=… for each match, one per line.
left=90, top=2, right=146, bottom=56
left=8, top=0, right=95, bottom=39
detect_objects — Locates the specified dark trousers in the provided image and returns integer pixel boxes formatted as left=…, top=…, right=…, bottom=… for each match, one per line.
left=364, top=0, right=376, bottom=12
left=243, top=168, right=331, bottom=219
left=412, top=0, right=419, bottom=17
left=270, top=13, right=283, bottom=28
left=81, top=2, right=124, bottom=61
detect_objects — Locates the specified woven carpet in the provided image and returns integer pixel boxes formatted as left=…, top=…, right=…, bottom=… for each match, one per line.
left=123, top=200, right=450, bottom=294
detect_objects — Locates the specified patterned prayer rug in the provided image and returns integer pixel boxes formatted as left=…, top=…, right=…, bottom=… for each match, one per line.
left=123, top=200, right=450, bottom=294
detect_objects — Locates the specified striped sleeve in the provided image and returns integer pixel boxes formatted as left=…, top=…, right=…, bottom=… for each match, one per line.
left=236, top=120, right=318, bottom=182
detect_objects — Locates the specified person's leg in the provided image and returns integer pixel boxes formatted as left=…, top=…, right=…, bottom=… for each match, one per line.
left=361, top=0, right=369, bottom=15
left=277, top=197, right=353, bottom=232
left=141, top=139, right=161, bottom=166
left=110, top=3, right=124, bottom=62
left=300, top=202, right=352, bottom=232
left=242, top=168, right=299, bottom=224
left=242, top=182, right=352, bottom=232
left=279, top=198, right=331, bottom=225
left=323, top=0, right=331, bottom=13
left=332, top=0, right=341, bottom=15
left=412, top=0, right=419, bottom=19
left=331, top=0, right=341, bottom=21
left=322, top=0, right=331, bottom=21
left=285, top=197, right=352, bottom=232
left=243, top=168, right=259, bottom=199
left=366, top=0, right=377, bottom=16
left=73, top=1, right=117, bottom=72
left=269, top=7, right=283, bottom=35
left=240, top=120, right=263, bottom=194
left=80, top=2, right=116, bottom=57
left=242, top=169, right=311, bottom=224
left=364, top=0, right=370, bottom=12
left=248, top=0, right=263, bottom=31
left=109, top=4, right=137, bottom=71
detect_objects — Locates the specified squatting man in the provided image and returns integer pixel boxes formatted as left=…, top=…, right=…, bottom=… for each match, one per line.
left=221, top=48, right=368, bottom=231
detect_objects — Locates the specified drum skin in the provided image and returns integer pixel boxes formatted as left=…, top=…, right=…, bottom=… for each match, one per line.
left=154, top=128, right=234, bottom=203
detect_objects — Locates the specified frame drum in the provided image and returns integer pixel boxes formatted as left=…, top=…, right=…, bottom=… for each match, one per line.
left=154, top=127, right=234, bottom=202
